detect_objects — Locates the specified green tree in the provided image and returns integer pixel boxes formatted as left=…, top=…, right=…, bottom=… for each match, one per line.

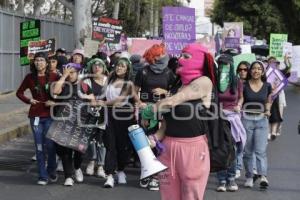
left=211, top=0, right=300, bottom=43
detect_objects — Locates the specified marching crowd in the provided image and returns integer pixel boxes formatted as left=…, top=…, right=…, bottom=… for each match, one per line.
left=16, top=42, right=291, bottom=200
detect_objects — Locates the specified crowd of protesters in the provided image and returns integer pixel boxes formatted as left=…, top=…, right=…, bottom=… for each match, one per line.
left=16, top=40, right=292, bottom=200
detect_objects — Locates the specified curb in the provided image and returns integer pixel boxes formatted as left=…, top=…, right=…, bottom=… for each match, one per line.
left=0, top=121, right=30, bottom=144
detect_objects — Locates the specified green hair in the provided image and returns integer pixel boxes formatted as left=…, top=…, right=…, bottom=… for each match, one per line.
left=86, top=58, right=108, bottom=74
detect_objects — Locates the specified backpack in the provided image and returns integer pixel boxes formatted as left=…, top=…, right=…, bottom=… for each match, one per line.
left=201, top=87, right=236, bottom=173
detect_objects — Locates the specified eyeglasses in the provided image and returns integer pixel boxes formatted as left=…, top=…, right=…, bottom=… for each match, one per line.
left=237, top=68, right=247, bottom=72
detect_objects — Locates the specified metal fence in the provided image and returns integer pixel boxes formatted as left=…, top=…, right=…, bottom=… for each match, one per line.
left=0, top=9, right=74, bottom=93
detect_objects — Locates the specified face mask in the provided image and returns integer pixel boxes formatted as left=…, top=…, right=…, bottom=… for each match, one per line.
left=177, top=44, right=206, bottom=85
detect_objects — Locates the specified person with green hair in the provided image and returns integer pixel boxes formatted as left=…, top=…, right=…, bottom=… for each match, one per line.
left=83, top=58, right=108, bottom=178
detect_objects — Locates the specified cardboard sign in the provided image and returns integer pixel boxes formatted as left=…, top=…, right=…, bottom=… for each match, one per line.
left=27, top=39, right=55, bottom=59
left=92, top=17, right=123, bottom=43
left=47, top=99, right=94, bottom=153
left=269, top=34, right=288, bottom=60
left=162, top=7, right=196, bottom=56
left=20, top=20, right=41, bottom=66
left=266, top=65, right=288, bottom=100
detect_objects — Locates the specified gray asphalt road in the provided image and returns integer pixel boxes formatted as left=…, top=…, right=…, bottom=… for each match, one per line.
left=0, top=86, right=300, bottom=200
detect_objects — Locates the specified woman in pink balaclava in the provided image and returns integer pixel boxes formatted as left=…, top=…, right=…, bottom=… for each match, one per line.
left=145, top=43, right=216, bottom=200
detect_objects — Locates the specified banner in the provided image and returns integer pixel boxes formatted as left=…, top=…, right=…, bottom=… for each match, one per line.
left=129, top=39, right=162, bottom=56
left=47, top=100, right=94, bottom=153
left=20, top=20, right=41, bottom=66
left=162, top=7, right=196, bottom=56
left=269, top=33, right=288, bottom=60
left=224, top=37, right=240, bottom=51
left=266, top=64, right=288, bottom=100
left=197, top=35, right=216, bottom=56
left=27, top=39, right=55, bottom=59
left=92, top=17, right=123, bottom=43
left=233, top=53, right=256, bottom=73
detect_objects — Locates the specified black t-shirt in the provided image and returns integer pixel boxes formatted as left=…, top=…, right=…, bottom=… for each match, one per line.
left=243, top=81, right=272, bottom=112
left=90, top=78, right=105, bottom=99
left=163, top=100, right=208, bottom=138
left=134, top=66, right=175, bottom=103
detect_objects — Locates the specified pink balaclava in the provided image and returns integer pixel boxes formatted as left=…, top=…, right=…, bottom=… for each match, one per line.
left=177, top=43, right=208, bottom=85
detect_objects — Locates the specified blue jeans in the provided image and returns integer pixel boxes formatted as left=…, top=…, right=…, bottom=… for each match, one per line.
left=242, top=115, right=269, bottom=178
left=236, top=142, right=244, bottom=171
left=217, top=144, right=237, bottom=183
left=30, top=117, right=57, bottom=181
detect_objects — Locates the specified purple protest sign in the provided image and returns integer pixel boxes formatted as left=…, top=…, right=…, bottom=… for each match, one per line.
left=266, top=65, right=288, bottom=100
left=224, top=37, right=240, bottom=51
left=162, top=7, right=196, bottom=56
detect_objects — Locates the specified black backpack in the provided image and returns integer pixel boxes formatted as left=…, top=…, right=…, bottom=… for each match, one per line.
left=201, top=87, right=236, bottom=173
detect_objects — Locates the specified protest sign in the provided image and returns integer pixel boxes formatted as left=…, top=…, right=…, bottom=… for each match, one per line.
left=288, top=71, right=298, bottom=83
left=269, top=34, right=288, bottom=60
left=240, top=44, right=252, bottom=54
left=162, top=7, right=196, bottom=56
left=224, top=37, right=240, bottom=51
left=233, top=53, right=256, bottom=73
left=84, top=38, right=100, bottom=58
left=92, top=17, right=123, bottom=43
left=266, top=64, right=288, bottom=99
left=282, top=42, right=293, bottom=58
left=20, top=20, right=40, bottom=65
left=223, top=22, right=243, bottom=44
left=291, top=45, right=300, bottom=82
left=27, top=39, right=55, bottom=59
left=129, top=39, right=162, bottom=56
left=47, top=99, right=94, bottom=153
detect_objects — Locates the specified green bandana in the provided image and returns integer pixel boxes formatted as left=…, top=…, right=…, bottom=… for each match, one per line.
left=219, top=65, right=230, bottom=92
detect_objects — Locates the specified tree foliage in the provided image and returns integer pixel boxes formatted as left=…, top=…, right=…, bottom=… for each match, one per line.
left=211, top=0, right=300, bottom=44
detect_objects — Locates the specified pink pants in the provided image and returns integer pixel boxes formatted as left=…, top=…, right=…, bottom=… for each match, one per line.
left=158, top=135, right=210, bottom=200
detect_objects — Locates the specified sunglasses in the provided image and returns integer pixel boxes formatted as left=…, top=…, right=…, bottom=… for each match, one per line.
left=237, top=68, right=248, bottom=72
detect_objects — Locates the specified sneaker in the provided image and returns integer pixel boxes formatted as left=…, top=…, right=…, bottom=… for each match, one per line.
left=49, top=174, right=58, bottom=183
left=140, top=177, right=150, bottom=188
left=37, top=179, right=48, bottom=186
left=86, top=161, right=95, bottom=176
left=216, top=182, right=226, bottom=192
left=64, top=178, right=74, bottom=186
left=75, top=168, right=84, bottom=182
left=148, top=178, right=159, bottom=191
left=31, top=154, right=37, bottom=161
left=96, top=166, right=106, bottom=178
left=117, top=171, right=127, bottom=184
left=56, top=159, right=64, bottom=172
left=104, top=174, right=115, bottom=188
left=259, top=176, right=269, bottom=189
left=267, top=134, right=271, bottom=141
left=271, top=134, right=276, bottom=141
left=235, top=169, right=241, bottom=179
left=253, top=174, right=260, bottom=183
left=244, top=178, right=254, bottom=188
left=227, top=180, right=239, bottom=192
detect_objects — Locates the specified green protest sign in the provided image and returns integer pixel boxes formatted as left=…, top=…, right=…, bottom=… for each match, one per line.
left=269, top=34, right=288, bottom=60
left=233, top=53, right=256, bottom=73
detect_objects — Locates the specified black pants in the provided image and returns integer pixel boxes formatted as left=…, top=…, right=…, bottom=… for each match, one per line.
left=56, top=144, right=83, bottom=179
left=103, top=108, right=136, bottom=175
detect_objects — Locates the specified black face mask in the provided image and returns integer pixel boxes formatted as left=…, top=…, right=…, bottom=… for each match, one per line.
left=150, top=55, right=170, bottom=74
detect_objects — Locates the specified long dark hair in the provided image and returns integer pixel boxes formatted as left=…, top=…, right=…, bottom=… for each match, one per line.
left=247, top=61, right=267, bottom=82
left=29, top=57, right=51, bottom=94
left=108, top=58, right=132, bottom=95
left=216, top=55, right=238, bottom=94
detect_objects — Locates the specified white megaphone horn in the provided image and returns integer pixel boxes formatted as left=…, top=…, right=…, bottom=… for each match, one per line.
left=128, top=124, right=168, bottom=180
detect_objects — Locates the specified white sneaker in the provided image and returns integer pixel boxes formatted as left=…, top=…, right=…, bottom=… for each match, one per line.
left=31, top=154, right=37, bottom=161
left=64, top=178, right=74, bottom=186
left=75, top=168, right=84, bottom=182
left=86, top=161, right=95, bottom=176
left=104, top=174, right=115, bottom=188
left=235, top=169, right=241, bottom=179
left=56, top=159, right=64, bottom=172
left=244, top=178, right=254, bottom=188
left=96, top=166, right=106, bottom=178
left=117, top=171, right=127, bottom=184
left=37, top=179, right=48, bottom=185
left=260, top=176, right=269, bottom=188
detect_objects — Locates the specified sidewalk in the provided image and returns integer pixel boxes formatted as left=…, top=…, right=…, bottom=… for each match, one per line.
left=0, top=92, right=31, bottom=144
